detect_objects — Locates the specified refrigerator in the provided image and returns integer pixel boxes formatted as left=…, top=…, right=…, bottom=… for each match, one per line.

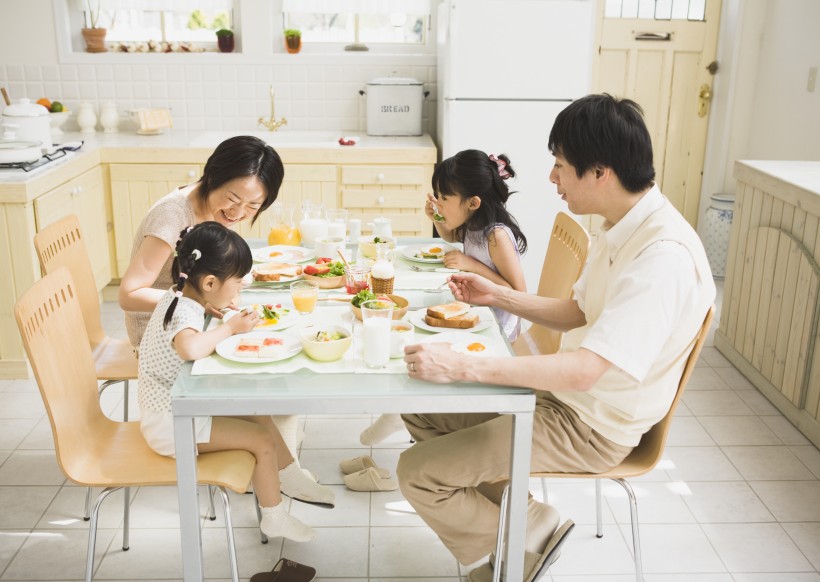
left=436, top=0, right=595, bottom=292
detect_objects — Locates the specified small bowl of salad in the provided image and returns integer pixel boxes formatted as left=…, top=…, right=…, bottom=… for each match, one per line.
left=350, top=290, right=409, bottom=321
left=302, top=258, right=346, bottom=289
left=298, top=324, right=352, bottom=361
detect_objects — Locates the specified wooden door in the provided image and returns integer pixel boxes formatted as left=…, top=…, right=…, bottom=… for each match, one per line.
left=594, top=0, right=722, bottom=227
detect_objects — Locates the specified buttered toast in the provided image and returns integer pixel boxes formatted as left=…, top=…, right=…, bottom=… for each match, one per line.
left=425, top=302, right=478, bottom=329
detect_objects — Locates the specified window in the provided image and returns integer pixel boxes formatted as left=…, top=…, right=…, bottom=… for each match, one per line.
left=604, top=0, right=707, bottom=20
left=282, top=0, right=430, bottom=51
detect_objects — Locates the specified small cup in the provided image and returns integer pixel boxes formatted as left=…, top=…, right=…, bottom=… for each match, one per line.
left=314, top=236, right=345, bottom=261
left=361, top=299, right=394, bottom=368
left=389, top=322, right=414, bottom=358
left=290, top=280, right=319, bottom=315
left=344, top=264, right=371, bottom=295
left=325, top=209, right=348, bottom=240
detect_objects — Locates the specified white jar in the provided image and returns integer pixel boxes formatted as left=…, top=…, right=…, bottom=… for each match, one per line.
left=703, top=193, right=735, bottom=278
left=99, top=102, right=119, bottom=133
left=77, top=102, right=97, bottom=134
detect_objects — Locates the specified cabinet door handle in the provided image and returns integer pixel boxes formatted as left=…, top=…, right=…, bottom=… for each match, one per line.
left=188, top=170, right=196, bottom=178
left=377, top=196, right=385, bottom=205
left=376, top=173, right=385, bottom=182
left=76, top=186, right=83, bottom=194
left=70, top=187, right=78, bottom=197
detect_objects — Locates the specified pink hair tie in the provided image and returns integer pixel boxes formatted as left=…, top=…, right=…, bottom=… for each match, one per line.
left=174, top=289, right=183, bottom=298
left=178, top=272, right=189, bottom=280
left=489, top=154, right=511, bottom=180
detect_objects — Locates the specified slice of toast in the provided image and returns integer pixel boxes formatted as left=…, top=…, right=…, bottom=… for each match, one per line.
left=426, top=301, right=471, bottom=320
left=424, top=312, right=479, bottom=329
left=252, top=262, right=303, bottom=282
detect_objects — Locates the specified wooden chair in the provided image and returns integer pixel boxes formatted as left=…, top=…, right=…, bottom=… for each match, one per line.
left=513, top=212, right=589, bottom=357
left=496, top=306, right=715, bottom=582
left=34, top=214, right=139, bottom=521
left=14, top=267, right=256, bottom=582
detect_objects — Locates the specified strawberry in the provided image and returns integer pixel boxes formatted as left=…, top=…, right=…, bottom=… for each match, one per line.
left=304, top=265, right=319, bottom=275
left=316, top=257, right=333, bottom=264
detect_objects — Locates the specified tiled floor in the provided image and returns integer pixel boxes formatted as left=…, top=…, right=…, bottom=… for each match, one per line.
left=1, top=282, right=820, bottom=581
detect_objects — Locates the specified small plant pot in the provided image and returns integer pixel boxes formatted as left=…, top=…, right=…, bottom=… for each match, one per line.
left=285, top=36, right=301, bottom=54
left=82, top=28, right=108, bottom=53
left=217, top=35, right=235, bottom=53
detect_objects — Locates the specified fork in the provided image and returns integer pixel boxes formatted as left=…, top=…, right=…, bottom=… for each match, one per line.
left=408, top=265, right=438, bottom=272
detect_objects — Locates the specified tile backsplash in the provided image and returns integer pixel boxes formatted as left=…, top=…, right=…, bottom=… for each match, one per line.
left=0, top=62, right=437, bottom=135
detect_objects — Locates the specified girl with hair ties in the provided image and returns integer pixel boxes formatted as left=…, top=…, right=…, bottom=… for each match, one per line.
left=138, top=222, right=334, bottom=541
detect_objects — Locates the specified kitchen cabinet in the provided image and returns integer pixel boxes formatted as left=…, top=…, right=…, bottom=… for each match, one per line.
left=109, top=163, right=201, bottom=277
left=715, top=160, right=820, bottom=448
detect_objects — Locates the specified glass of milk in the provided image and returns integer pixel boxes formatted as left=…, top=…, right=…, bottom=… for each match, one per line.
left=360, top=299, right=394, bottom=368
left=299, top=201, right=328, bottom=247
left=325, top=208, right=348, bottom=240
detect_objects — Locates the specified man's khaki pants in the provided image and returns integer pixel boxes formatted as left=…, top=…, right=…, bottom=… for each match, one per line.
left=397, top=394, right=632, bottom=566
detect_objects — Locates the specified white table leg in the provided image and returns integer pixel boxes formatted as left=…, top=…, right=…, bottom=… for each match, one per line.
left=503, top=410, right=534, bottom=582
left=174, top=415, right=204, bottom=582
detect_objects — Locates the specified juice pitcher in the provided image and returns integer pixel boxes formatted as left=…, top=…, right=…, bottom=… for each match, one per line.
left=267, top=203, right=301, bottom=246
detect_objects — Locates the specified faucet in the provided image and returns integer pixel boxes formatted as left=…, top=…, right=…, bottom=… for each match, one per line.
left=258, top=86, right=288, bottom=131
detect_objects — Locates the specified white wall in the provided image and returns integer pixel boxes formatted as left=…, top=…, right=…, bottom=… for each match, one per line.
left=699, top=0, right=820, bottom=232
left=0, top=0, right=437, bottom=134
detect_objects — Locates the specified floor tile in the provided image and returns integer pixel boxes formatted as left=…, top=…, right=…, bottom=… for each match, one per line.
left=547, top=524, right=636, bottom=576
left=721, top=446, right=815, bottom=480
left=764, top=417, right=813, bottom=446
left=735, top=389, right=782, bottom=416
left=36, top=485, right=127, bottom=530
left=699, top=347, right=733, bottom=368
left=532, top=481, right=617, bottom=526
left=624, top=523, right=725, bottom=574
left=791, top=445, right=820, bottom=479
left=15, top=418, right=55, bottom=450
left=783, top=522, right=820, bottom=571
left=698, top=416, right=782, bottom=446
left=682, top=391, right=754, bottom=416
left=702, top=523, right=812, bottom=572
left=713, top=366, right=755, bottom=388
left=687, top=368, right=731, bottom=391
left=280, top=526, right=369, bottom=578
left=732, top=575, right=820, bottom=581
left=662, top=447, right=742, bottom=482
left=0, top=450, right=65, bottom=486
left=368, top=489, right=426, bottom=527
left=2, top=527, right=117, bottom=580
left=751, top=481, right=820, bottom=521
left=680, top=481, right=774, bottom=523
left=0, top=393, right=46, bottom=420
left=665, top=417, right=715, bottom=447
left=605, top=481, right=695, bottom=524
left=368, top=526, right=460, bottom=577
left=301, top=418, right=373, bottom=450
left=94, top=527, right=183, bottom=579
left=0, top=486, right=59, bottom=529
left=0, top=530, right=28, bottom=575
left=0, top=420, right=37, bottom=450
left=299, top=447, right=364, bottom=486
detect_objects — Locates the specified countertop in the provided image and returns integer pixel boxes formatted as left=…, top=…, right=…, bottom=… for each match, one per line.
left=735, top=160, right=820, bottom=197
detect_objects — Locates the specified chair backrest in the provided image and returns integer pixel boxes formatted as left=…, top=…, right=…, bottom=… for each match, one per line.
left=33, top=215, right=105, bottom=346
left=599, top=305, right=716, bottom=478
left=14, top=267, right=111, bottom=483
left=513, top=212, right=590, bottom=356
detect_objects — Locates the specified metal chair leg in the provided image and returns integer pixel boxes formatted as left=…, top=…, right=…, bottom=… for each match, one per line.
left=83, top=486, right=92, bottom=521
left=215, top=486, right=240, bottom=582
left=540, top=477, right=548, bottom=504
left=595, top=479, right=603, bottom=538
left=612, top=478, right=643, bottom=582
left=89, top=380, right=129, bottom=524
left=86, top=486, right=121, bottom=582
left=206, top=485, right=217, bottom=521
left=492, top=484, right=510, bottom=582
left=254, top=493, right=268, bottom=544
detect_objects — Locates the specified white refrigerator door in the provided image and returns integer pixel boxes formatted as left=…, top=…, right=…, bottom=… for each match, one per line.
left=441, top=99, right=572, bottom=292
left=442, top=0, right=594, bottom=99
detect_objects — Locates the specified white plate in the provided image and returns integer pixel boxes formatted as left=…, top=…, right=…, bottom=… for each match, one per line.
left=408, top=308, right=495, bottom=333
left=420, top=331, right=505, bottom=357
left=401, top=243, right=459, bottom=264
left=223, top=305, right=299, bottom=331
left=249, top=274, right=303, bottom=288
left=215, top=331, right=302, bottom=364
left=252, top=245, right=315, bottom=263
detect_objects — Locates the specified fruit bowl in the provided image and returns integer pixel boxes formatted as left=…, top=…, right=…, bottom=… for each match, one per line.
left=302, top=273, right=345, bottom=289
left=299, top=325, right=352, bottom=362
left=350, top=294, right=409, bottom=321
left=49, top=111, right=71, bottom=138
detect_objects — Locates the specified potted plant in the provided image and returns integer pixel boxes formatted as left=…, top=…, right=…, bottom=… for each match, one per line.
left=215, top=28, right=235, bottom=53
left=81, top=0, right=107, bottom=53
left=284, top=29, right=302, bottom=54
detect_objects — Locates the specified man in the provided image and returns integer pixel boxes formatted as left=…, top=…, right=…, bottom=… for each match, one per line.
left=399, top=94, right=716, bottom=582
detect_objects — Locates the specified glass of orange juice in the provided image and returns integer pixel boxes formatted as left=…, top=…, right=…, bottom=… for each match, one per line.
left=268, top=204, right=301, bottom=246
left=290, top=280, right=319, bottom=315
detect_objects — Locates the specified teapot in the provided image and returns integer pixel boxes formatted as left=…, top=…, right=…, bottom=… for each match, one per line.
left=368, top=217, right=393, bottom=239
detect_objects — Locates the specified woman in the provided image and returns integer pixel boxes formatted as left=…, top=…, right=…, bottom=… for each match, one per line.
left=120, top=135, right=283, bottom=349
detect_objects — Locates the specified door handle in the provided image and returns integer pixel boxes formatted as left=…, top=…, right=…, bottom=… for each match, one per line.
left=698, top=84, right=712, bottom=118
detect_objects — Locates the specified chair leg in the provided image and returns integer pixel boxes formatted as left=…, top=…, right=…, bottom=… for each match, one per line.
left=254, top=493, right=269, bottom=544
left=595, top=479, right=603, bottom=538
left=612, top=478, right=643, bottom=582
left=86, top=486, right=121, bottom=582
left=83, top=486, right=92, bottom=521
left=122, top=487, right=130, bottom=550
left=206, top=485, right=217, bottom=521
left=540, top=477, right=549, bottom=504
left=492, top=484, right=510, bottom=582
left=215, top=486, right=240, bottom=582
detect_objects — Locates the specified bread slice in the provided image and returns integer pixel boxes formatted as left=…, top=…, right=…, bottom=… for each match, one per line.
left=424, top=312, right=479, bottom=329
left=426, top=301, right=471, bottom=320
left=234, top=338, right=263, bottom=358
left=252, top=262, right=303, bottom=282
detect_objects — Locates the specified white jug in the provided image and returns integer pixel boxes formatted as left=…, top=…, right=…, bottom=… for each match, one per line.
left=368, top=217, right=392, bottom=239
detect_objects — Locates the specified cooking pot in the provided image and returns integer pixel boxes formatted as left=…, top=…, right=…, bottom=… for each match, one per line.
left=0, top=132, right=43, bottom=164
left=1, top=98, right=52, bottom=152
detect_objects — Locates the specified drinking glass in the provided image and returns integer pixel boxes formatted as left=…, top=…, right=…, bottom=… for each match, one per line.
left=290, top=280, right=319, bottom=315
left=344, top=264, right=371, bottom=295
left=361, top=299, right=394, bottom=368
left=325, top=209, right=348, bottom=240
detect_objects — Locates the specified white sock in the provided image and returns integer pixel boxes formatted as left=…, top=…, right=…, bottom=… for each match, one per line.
left=525, top=498, right=560, bottom=555
left=259, top=503, right=315, bottom=542
left=271, top=415, right=299, bottom=458
left=360, top=414, right=406, bottom=445
left=280, top=461, right=335, bottom=505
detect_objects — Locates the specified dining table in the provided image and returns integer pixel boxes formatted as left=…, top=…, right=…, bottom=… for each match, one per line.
left=172, top=238, right=536, bottom=582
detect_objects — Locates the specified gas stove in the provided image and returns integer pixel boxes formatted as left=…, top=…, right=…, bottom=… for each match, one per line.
left=0, top=142, right=84, bottom=175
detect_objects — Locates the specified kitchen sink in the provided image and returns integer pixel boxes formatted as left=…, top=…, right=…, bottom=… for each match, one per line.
left=189, top=130, right=345, bottom=148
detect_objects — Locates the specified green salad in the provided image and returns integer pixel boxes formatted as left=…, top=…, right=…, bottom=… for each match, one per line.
left=351, top=289, right=376, bottom=308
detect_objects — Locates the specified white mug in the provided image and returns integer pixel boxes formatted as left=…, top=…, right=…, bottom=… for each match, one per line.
left=314, top=236, right=345, bottom=261
left=368, top=217, right=393, bottom=239
left=389, top=322, right=414, bottom=358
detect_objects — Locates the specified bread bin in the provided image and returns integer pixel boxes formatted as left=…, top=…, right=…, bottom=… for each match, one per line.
left=1, top=98, right=52, bottom=152
left=365, top=77, right=425, bottom=136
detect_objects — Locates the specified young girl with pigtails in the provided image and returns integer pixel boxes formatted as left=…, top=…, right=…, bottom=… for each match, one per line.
left=360, top=149, right=529, bottom=445
left=137, top=221, right=334, bottom=542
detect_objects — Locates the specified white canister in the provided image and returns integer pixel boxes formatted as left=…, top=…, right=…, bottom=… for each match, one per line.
left=365, top=77, right=424, bottom=136
left=1, top=99, right=52, bottom=152
left=703, top=193, right=735, bottom=278
left=99, top=102, right=119, bottom=133
left=77, top=102, right=97, bottom=134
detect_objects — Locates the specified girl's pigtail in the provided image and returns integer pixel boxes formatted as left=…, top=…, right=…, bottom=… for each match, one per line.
left=163, top=248, right=200, bottom=329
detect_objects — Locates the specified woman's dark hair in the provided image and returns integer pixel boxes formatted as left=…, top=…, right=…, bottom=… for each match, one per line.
left=431, top=149, right=527, bottom=254
left=196, top=135, right=285, bottom=224
left=163, top=221, right=252, bottom=329
left=548, top=93, right=655, bottom=193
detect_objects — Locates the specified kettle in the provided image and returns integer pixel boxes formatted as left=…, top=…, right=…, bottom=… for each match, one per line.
left=368, top=217, right=393, bottom=239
